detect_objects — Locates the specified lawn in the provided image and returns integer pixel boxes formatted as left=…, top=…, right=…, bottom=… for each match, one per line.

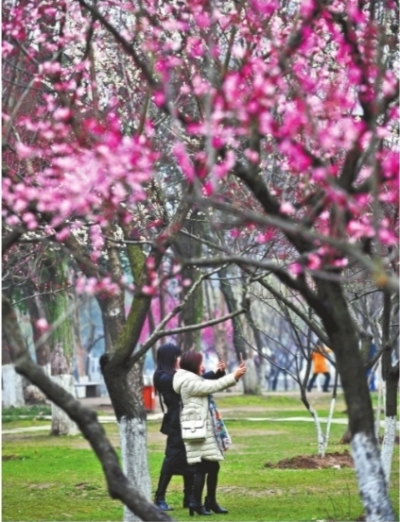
left=2, top=394, right=399, bottom=522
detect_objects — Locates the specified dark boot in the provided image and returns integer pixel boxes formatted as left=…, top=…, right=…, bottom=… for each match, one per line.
left=154, top=473, right=173, bottom=511
left=183, top=473, right=194, bottom=508
left=205, top=496, right=228, bottom=514
left=205, top=463, right=228, bottom=514
left=189, top=472, right=211, bottom=516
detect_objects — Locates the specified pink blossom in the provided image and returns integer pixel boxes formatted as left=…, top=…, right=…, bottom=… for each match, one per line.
left=307, top=253, right=321, bottom=270
left=312, top=168, right=327, bottom=181
left=333, top=258, right=349, bottom=268
left=289, top=263, right=303, bottom=276
left=244, top=149, right=259, bottom=163
left=153, top=91, right=165, bottom=107
left=16, top=142, right=35, bottom=159
left=173, top=143, right=195, bottom=181
left=203, top=181, right=214, bottom=196
left=379, top=229, right=397, bottom=246
left=55, top=229, right=70, bottom=241
left=257, top=229, right=275, bottom=243
left=36, top=318, right=50, bottom=333
left=280, top=202, right=295, bottom=215
left=142, top=285, right=158, bottom=296
left=53, top=107, right=72, bottom=121
left=300, top=0, right=316, bottom=17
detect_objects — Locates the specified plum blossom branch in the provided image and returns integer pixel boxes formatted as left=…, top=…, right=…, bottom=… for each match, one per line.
left=75, top=0, right=158, bottom=89
left=189, top=197, right=398, bottom=292
left=130, top=264, right=230, bottom=365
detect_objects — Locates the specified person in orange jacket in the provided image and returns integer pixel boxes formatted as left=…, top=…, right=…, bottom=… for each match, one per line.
left=307, top=344, right=332, bottom=392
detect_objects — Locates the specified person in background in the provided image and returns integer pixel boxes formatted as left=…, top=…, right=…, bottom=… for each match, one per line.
left=307, top=344, right=332, bottom=393
left=173, top=351, right=246, bottom=516
left=366, top=342, right=377, bottom=392
left=153, top=344, right=226, bottom=511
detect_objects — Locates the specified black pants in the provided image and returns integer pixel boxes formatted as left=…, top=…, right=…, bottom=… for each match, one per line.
left=307, top=372, right=331, bottom=391
left=193, top=460, right=220, bottom=504
left=307, top=372, right=330, bottom=392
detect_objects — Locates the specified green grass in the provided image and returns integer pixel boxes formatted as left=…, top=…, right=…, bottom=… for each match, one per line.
left=2, top=396, right=399, bottom=522
left=2, top=405, right=51, bottom=423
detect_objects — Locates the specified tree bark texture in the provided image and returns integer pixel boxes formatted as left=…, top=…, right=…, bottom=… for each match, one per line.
left=120, top=417, right=152, bottom=522
left=351, top=432, right=395, bottom=522
left=314, top=280, right=396, bottom=521
left=173, top=211, right=204, bottom=352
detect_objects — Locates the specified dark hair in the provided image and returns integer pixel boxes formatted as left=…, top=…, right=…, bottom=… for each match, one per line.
left=156, top=343, right=182, bottom=375
left=180, top=351, right=202, bottom=375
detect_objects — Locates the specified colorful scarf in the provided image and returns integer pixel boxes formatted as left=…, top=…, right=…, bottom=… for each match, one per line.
left=209, top=396, right=231, bottom=452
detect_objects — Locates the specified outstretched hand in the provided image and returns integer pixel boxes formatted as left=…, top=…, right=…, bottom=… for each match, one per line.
left=234, top=361, right=246, bottom=381
left=215, top=360, right=226, bottom=373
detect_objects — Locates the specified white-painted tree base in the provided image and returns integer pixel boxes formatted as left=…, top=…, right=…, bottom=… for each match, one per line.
left=351, top=432, right=396, bottom=522
left=308, top=405, right=326, bottom=457
left=381, top=416, right=397, bottom=486
left=120, top=416, right=152, bottom=522
left=2, top=364, right=24, bottom=408
left=51, top=374, right=78, bottom=435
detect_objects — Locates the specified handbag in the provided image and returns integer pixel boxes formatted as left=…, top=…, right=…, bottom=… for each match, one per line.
left=180, top=403, right=207, bottom=442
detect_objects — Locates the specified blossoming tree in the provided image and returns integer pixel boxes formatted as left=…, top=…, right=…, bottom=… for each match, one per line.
left=3, top=0, right=398, bottom=520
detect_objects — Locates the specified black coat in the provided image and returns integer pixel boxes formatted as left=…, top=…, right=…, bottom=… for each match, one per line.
left=153, top=368, right=224, bottom=476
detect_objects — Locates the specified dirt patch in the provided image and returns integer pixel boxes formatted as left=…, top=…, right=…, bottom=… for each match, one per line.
left=265, top=450, right=354, bottom=469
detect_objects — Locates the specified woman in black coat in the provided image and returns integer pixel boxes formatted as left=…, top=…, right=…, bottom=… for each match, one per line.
left=153, top=343, right=225, bottom=512
left=153, top=343, right=192, bottom=511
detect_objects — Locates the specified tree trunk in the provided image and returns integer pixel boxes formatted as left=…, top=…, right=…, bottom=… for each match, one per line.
left=173, top=211, right=204, bottom=352
left=380, top=362, right=399, bottom=485
left=101, top=359, right=151, bottom=522
left=315, top=280, right=395, bottom=522
left=380, top=290, right=399, bottom=486
left=218, top=266, right=258, bottom=393
left=50, top=374, right=78, bottom=435
left=2, top=363, right=24, bottom=407
left=23, top=284, right=51, bottom=366
left=50, top=346, right=78, bottom=435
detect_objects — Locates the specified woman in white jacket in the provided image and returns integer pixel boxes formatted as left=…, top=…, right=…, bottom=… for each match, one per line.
left=173, top=351, right=246, bottom=516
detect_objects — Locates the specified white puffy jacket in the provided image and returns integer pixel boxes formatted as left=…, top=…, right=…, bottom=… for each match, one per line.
left=173, top=369, right=237, bottom=464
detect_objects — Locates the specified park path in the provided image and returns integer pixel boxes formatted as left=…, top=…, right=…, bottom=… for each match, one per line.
left=4, top=393, right=399, bottom=434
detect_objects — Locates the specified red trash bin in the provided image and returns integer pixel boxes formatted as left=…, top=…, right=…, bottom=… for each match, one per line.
left=143, top=385, right=156, bottom=412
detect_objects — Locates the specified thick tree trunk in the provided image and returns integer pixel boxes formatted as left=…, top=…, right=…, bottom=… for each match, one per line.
left=316, top=280, right=395, bottom=521
left=101, top=359, right=151, bottom=522
left=381, top=364, right=399, bottom=485
left=380, top=290, right=399, bottom=486
left=120, top=417, right=152, bottom=522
